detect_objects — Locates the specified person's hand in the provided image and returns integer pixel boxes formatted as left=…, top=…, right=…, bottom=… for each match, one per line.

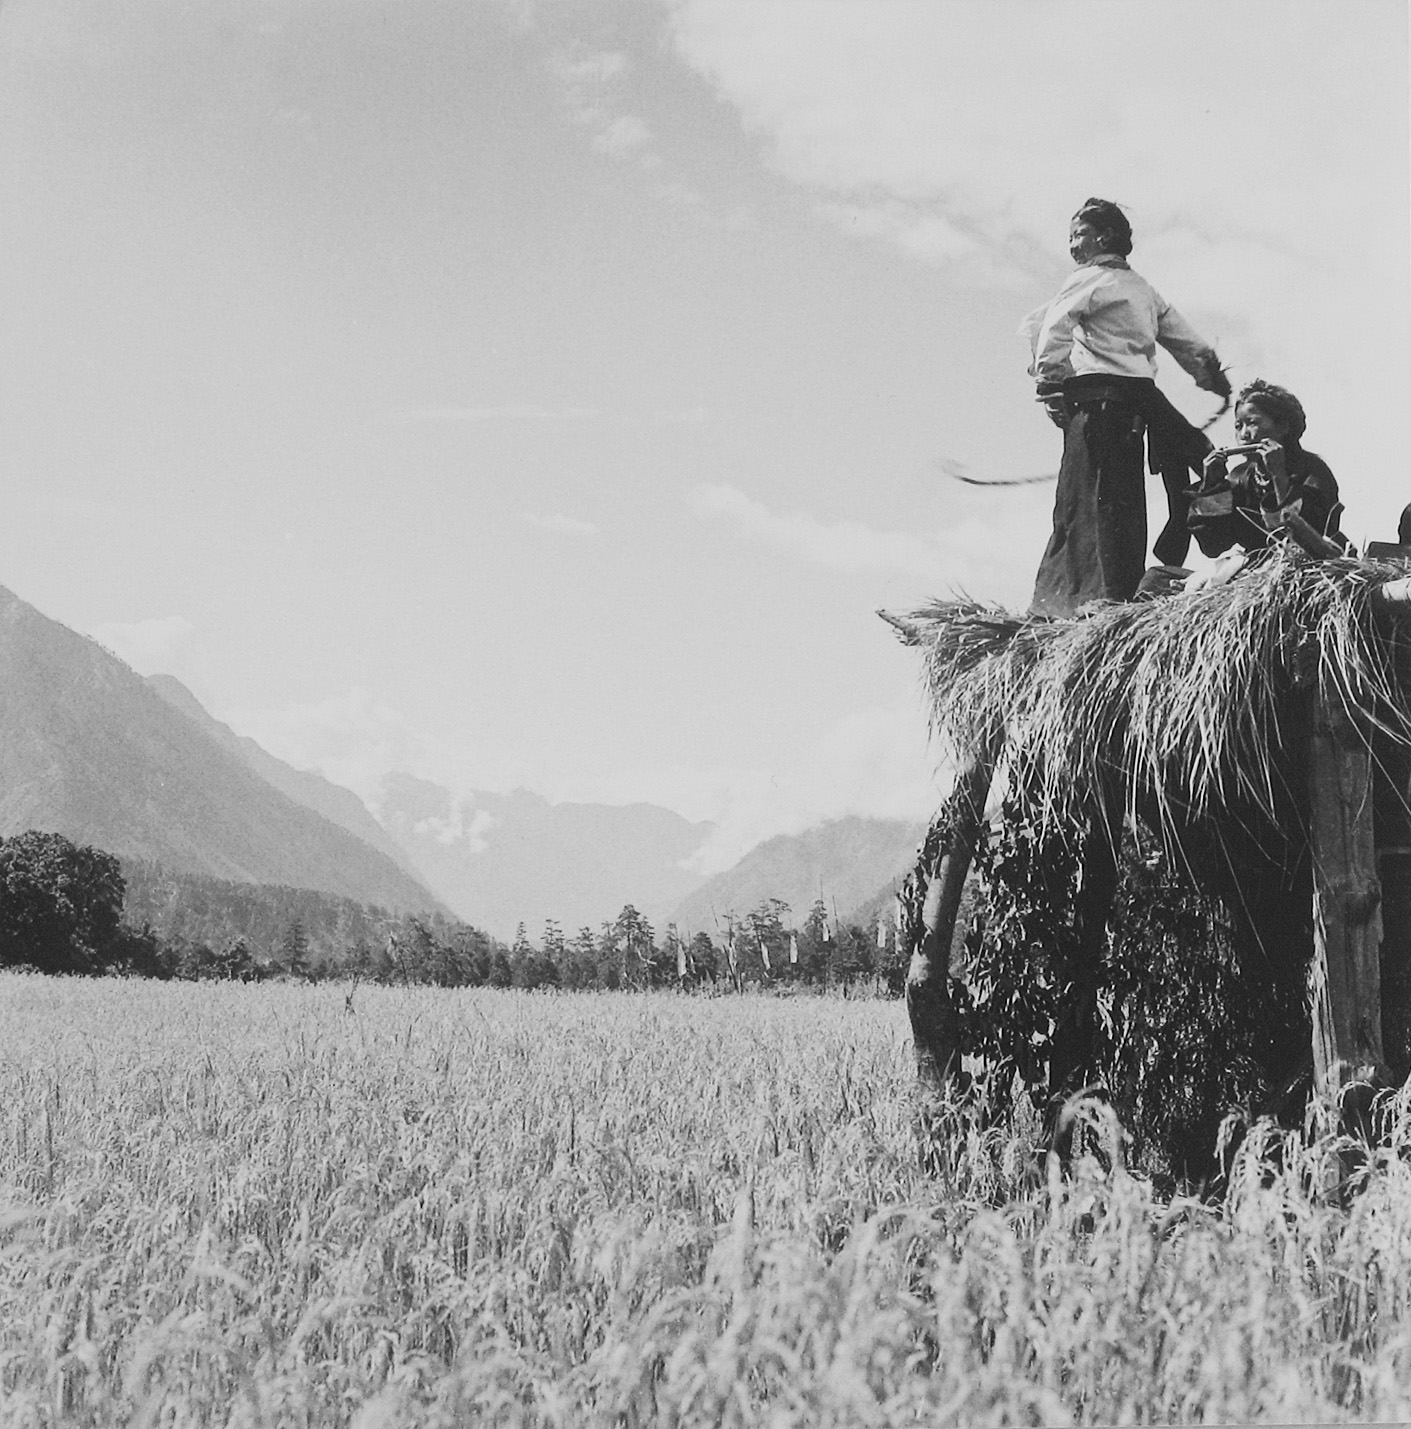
left=1184, top=547, right=1248, bottom=593
left=1255, top=440, right=1286, bottom=482
left=1200, top=354, right=1231, bottom=400
left=1036, top=383, right=1067, bottom=429
left=1202, top=450, right=1229, bottom=481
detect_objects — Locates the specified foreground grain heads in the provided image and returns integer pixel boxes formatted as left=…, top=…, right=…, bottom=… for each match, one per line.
left=3, top=974, right=1411, bottom=1425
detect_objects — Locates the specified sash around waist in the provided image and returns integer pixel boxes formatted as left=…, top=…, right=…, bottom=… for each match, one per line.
left=1062, top=374, right=1157, bottom=407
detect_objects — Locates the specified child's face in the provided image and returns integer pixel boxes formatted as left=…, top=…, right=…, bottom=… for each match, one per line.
left=1234, top=401, right=1287, bottom=446
left=1068, top=219, right=1107, bottom=265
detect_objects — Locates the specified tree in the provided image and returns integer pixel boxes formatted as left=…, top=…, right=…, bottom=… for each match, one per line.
left=489, top=948, right=514, bottom=988
left=542, top=920, right=566, bottom=983
left=687, top=931, right=718, bottom=983
left=611, top=905, right=656, bottom=989
left=799, top=898, right=834, bottom=986
left=0, top=831, right=126, bottom=974
left=281, top=920, right=310, bottom=979
left=743, top=898, right=791, bottom=982
left=568, top=926, right=598, bottom=989
left=511, top=923, right=537, bottom=987
left=217, top=937, right=255, bottom=981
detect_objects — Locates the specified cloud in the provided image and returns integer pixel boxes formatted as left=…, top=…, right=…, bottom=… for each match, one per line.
left=392, top=404, right=603, bottom=423
left=550, top=50, right=628, bottom=86
left=663, top=0, right=1397, bottom=278
left=593, top=113, right=652, bottom=156
left=657, top=177, right=705, bottom=209
left=88, top=615, right=196, bottom=674
left=687, top=480, right=1023, bottom=590
left=663, top=0, right=1410, bottom=527
left=554, top=701, right=948, bottom=874
left=223, top=685, right=946, bottom=878
left=409, top=803, right=497, bottom=851
left=523, top=510, right=599, bottom=536
left=550, top=46, right=663, bottom=169
left=223, top=688, right=525, bottom=812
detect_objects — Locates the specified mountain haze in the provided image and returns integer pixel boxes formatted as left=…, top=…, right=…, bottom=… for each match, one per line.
left=379, top=773, right=712, bottom=940
left=145, top=673, right=423, bottom=882
left=668, top=816, right=926, bottom=934
left=0, top=585, right=441, bottom=914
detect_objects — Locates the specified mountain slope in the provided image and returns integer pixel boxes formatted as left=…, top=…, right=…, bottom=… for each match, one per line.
left=0, top=585, right=441, bottom=914
left=379, top=774, right=712, bottom=939
left=668, top=816, right=927, bottom=934
left=145, top=672, right=424, bottom=882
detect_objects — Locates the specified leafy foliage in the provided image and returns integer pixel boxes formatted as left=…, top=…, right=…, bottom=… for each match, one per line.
left=0, top=831, right=128, bottom=974
left=956, top=778, right=1288, bottom=1170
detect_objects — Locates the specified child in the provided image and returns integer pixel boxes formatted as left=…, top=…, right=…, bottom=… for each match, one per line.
left=1189, top=380, right=1344, bottom=557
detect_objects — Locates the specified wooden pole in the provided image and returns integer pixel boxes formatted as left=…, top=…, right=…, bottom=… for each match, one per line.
left=905, top=741, right=999, bottom=1096
left=1308, top=684, right=1388, bottom=1099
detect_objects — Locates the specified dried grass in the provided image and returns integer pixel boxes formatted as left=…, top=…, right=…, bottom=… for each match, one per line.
left=890, top=550, right=1411, bottom=845
left=5, top=976, right=1411, bottom=1425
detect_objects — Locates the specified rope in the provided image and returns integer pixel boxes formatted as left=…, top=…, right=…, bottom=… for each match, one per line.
left=935, top=459, right=1056, bottom=488
left=937, top=389, right=1231, bottom=489
left=1197, top=392, right=1231, bottom=433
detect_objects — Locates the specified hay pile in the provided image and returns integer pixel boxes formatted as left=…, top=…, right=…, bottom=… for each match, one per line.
left=889, top=549, right=1411, bottom=847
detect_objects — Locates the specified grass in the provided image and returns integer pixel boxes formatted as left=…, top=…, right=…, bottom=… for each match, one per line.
left=4, top=974, right=1411, bottom=1425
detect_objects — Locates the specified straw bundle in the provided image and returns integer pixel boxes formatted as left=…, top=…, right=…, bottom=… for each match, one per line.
left=888, top=550, right=1411, bottom=848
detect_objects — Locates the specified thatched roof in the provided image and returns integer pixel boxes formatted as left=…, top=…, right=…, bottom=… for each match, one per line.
left=885, top=550, right=1411, bottom=842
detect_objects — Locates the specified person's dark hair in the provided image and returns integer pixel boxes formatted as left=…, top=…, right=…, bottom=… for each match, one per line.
left=1237, top=379, right=1307, bottom=444
left=1073, top=197, right=1133, bottom=256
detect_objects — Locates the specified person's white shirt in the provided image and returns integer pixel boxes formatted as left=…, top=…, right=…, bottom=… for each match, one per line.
left=1022, top=255, right=1216, bottom=390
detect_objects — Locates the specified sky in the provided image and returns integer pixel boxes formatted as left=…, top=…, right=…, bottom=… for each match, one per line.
left=0, top=0, right=1406, bottom=872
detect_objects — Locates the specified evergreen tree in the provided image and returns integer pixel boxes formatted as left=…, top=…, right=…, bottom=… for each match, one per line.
left=570, top=926, right=598, bottom=989
left=281, top=920, right=310, bottom=979
left=687, top=931, right=718, bottom=983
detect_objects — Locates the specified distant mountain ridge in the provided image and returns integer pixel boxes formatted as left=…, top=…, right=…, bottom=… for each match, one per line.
left=668, top=816, right=927, bottom=935
left=145, top=673, right=423, bottom=882
left=378, top=773, right=713, bottom=940
left=0, top=584, right=441, bottom=914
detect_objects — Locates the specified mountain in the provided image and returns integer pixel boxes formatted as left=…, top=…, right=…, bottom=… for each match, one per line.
left=122, top=860, right=472, bottom=964
left=378, top=773, right=712, bottom=940
left=145, top=673, right=423, bottom=882
left=0, top=584, right=441, bottom=914
left=668, top=816, right=927, bottom=935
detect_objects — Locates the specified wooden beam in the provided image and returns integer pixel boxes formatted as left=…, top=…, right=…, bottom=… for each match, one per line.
left=1308, top=684, right=1389, bottom=1099
left=906, top=743, right=999, bottom=1095
left=1283, top=511, right=1344, bottom=560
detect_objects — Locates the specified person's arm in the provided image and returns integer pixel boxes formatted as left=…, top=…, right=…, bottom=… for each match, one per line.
left=1290, top=454, right=1341, bottom=536
left=1029, top=270, right=1094, bottom=391
left=1156, top=301, right=1230, bottom=397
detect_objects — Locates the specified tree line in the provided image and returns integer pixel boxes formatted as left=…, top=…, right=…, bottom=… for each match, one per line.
left=0, top=831, right=907, bottom=995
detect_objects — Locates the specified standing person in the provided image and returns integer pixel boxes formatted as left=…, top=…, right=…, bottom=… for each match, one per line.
left=1025, top=198, right=1230, bottom=616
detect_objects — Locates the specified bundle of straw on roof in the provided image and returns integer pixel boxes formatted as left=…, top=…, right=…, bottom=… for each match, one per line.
left=888, top=550, right=1411, bottom=843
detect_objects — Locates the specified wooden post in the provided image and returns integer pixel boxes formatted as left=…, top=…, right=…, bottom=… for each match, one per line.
left=1308, top=685, right=1388, bottom=1099
left=906, top=742, right=999, bottom=1096
left=1375, top=627, right=1411, bottom=1083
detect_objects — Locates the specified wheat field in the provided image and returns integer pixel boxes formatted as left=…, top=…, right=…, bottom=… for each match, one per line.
left=3, top=973, right=1411, bottom=1426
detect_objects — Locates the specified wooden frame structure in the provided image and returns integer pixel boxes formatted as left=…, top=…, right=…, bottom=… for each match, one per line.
left=889, top=558, right=1411, bottom=1116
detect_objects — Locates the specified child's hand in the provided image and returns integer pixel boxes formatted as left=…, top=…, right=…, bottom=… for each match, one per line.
left=1255, top=440, right=1287, bottom=481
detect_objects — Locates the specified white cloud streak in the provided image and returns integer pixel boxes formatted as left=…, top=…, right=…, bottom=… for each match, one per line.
left=523, top=510, right=599, bottom=537
left=687, top=480, right=1021, bottom=590
left=392, top=404, right=604, bottom=423
left=89, top=615, right=195, bottom=674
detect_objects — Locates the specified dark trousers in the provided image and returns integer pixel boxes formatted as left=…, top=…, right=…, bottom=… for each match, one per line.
left=1031, top=387, right=1148, bottom=618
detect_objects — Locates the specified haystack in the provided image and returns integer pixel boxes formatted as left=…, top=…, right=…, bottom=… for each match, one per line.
left=886, top=548, right=1411, bottom=1126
